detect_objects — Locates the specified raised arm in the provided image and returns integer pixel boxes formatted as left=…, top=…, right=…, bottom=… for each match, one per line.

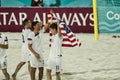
left=57, top=22, right=62, bottom=37
left=39, top=21, right=50, bottom=32
left=44, top=22, right=50, bottom=32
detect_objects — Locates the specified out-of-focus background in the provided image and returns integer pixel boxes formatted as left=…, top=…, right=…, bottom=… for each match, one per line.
left=1, top=0, right=120, bottom=7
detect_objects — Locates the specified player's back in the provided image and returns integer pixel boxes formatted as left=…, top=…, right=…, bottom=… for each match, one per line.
left=22, top=28, right=32, bottom=45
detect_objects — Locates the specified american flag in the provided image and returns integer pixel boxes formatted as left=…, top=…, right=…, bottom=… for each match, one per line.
left=48, top=11, right=81, bottom=47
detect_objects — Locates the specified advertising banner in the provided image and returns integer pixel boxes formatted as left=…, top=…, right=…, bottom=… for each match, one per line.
left=0, top=7, right=93, bottom=33
left=98, top=7, right=120, bottom=33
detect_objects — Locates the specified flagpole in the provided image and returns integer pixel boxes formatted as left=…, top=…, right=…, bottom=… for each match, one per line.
left=93, top=0, right=99, bottom=40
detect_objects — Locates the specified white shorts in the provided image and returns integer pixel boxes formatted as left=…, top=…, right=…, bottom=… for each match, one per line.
left=0, top=56, right=7, bottom=69
left=30, top=54, right=44, bottom=68
left=46, top=57, right=62, bottom=72
left=21, top=45, right=30, bottom=62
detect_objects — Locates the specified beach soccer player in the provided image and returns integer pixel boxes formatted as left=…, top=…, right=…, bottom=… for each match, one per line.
left=46, top=23, right=62, bottom=80
left=28, top=21, right=49, bottom=80
left=12, top=18, right=32, bottom=80
left=0, top=32, right=10, bottom=80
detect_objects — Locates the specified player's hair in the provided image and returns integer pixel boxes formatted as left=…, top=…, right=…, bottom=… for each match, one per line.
left=23, top=18, right=29, bottom=25
left=49, top=23, right=58, bottom=31
left=32, top=21, right=39, bottom=29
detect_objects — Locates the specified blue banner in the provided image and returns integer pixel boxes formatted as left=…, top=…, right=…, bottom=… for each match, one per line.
left=98, top=7, right=120, bottom=33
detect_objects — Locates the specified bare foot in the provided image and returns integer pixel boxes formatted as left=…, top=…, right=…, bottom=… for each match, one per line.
left=12, top=74, right=16, bottom=80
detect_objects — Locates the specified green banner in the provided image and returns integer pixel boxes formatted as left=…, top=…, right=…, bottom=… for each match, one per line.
left=98, top=7, right=120, bottom=33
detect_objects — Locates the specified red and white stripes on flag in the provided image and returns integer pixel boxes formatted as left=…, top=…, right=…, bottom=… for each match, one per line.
left=48, top=11, right=81, bottom=47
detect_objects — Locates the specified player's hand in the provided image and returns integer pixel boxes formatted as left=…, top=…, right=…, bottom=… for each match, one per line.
left=35, top=53, right=40, bottom=59
left=39, top=21, right=43, bottom=28
left=50, top=9, right=54, bottom=14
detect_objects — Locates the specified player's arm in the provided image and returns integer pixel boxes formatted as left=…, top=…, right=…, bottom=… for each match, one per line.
left=28, top=44, right=40, bottom=59
left=0, top=44, right=8, bottom=49
left=57, top=22, right=62, bottom=37
left=44, top=22, right=50, bottom=32
left=28, top=36, right=40, bottom=59
left=39, top=21, right=50, bottom=32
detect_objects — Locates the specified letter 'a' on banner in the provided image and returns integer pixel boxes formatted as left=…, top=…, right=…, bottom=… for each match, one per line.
left=93, top=0, right=99, bottom=40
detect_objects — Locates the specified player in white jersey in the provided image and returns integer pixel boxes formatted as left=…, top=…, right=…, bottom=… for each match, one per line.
left=12, top=19, right=32, bottom=80
left=0, top=32, right=10, bottom=80
left=28, top=21, right=49, bottom=80
left=46, top=23, right=62, bottom=80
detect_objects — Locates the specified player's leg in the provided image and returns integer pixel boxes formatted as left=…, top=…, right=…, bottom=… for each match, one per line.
left=56, top=72, right=61, bottom=80
left=30, top=67, right=36, bottom=80
left=55, top=57, right=62, bottom=80
left=1, top=57, right=10, bottom=80
left=46, top=69, right=52, bottom=80
left=28, top=61, right=31, bottom=73
left=2, top=68, right=10, bottom=80
left=12, top=62, right=26, bottom=80
left=38, top=67, right=44, bottom=80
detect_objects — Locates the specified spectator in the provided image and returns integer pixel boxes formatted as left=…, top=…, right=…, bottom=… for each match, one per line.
left=31, top=0, right=43, bottom=7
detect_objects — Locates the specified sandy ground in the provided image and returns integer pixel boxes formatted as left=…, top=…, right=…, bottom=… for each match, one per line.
left=0, top=33, right=120, bottom=80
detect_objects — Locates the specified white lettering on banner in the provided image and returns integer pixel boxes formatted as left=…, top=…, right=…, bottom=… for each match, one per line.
left=33, top=13, right=41, bottom=22
left=79, top=13, right=88, bottom=26
left=56, top=13, right=72, bottom=25
left=0, top=12, right=9, bottom=25
left=43, top=13, right=46, bottom=25
left=55, top=13, right=93, bottom=26
left=71, top=13, right=81, bottom=26
left=8, top=12, right=18, bottom=25
left=0, top=12, right=93, bottom=27
left=89, top=13, right=94, bottom=26
left=107, top=11, right=120, bottom=20
left=19, top=12, right=27, bottom=25
left=0, top=12, right=27, bottom=25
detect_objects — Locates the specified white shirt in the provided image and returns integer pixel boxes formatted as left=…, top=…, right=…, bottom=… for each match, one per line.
left=28, top=28, right=44, bottom=59
left=0, top=33, right=8, bottom=58
left=22, top=28, right=32, bottom=46
left=49, top=33, right=62, bottom=58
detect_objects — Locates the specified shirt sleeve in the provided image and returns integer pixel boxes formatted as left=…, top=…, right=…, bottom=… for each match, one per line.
left=4, top=36, right=8, bottom=45
left=28, top=33, right=33, bottom=44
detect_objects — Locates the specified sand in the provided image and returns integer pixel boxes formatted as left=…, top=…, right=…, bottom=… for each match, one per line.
left=0, top=33, right=120, bottom=80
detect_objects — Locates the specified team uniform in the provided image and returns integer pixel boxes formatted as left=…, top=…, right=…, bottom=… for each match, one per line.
left=47, top=33, right=63, bottom=72
left=21, top=28, right=32, bottom=62
left=0, top=34, right=8, bottom=69
left=28, top=28, right=44, bottom=68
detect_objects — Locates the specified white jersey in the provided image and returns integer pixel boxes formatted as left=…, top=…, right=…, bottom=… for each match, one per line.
left=49, top=33, right=62, bottom=58
left=47, top=33, right=62, bottom=72
left=0, top=34, right=8, bottom=58
left=28, top=28, right=44, bottom=59
left=21, top=28, right=32, bottom=62
left=22, top=28, right=32, bottom=46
